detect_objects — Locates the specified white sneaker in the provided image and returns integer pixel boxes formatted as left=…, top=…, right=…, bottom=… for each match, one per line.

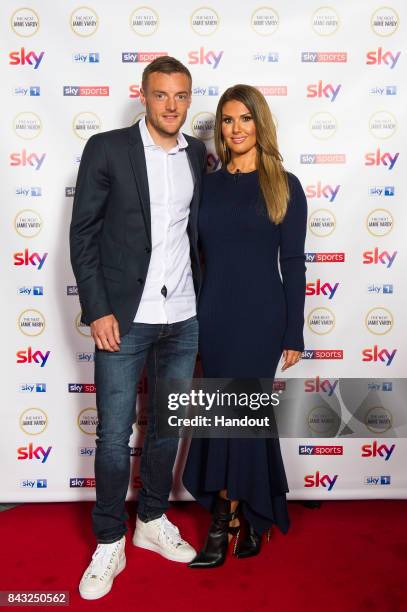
left=132, top=514, right=196, bottom=563
left=79, top=535, right=126, bottom=600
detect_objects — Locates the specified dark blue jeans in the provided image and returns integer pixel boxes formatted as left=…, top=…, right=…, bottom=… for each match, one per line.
left=92, top=316, right=198, bottom=543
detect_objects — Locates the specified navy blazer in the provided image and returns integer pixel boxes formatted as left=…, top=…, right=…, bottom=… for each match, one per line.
left=69, top=120, right=207, bottom=335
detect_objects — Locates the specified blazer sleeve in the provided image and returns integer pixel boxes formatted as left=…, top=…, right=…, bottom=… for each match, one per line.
left=279, top=173, right=308, bottom=352
left=69, top=133, right=112, bottom=325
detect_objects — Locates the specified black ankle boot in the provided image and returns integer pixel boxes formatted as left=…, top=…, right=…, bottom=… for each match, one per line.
left=235, top=514, right=271, bottom=559
left=188, top=497, right=238, bottom=569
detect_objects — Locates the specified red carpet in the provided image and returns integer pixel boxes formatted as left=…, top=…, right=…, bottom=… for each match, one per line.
left=1, top=500, right=406, bottom=612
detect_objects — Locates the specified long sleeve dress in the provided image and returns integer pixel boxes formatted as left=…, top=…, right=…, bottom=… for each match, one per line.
left=183, top=167, right=307, bottom=535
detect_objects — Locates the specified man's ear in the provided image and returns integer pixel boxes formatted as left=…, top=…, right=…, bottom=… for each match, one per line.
left=139, top=87, right=146, bottom=106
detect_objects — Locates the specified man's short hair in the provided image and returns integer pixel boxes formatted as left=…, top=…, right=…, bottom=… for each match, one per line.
left=141, top=56, right=192, bottom=91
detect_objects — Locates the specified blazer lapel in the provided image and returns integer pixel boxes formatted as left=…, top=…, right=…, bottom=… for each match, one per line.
left=128, top=123, right=152, bottom=246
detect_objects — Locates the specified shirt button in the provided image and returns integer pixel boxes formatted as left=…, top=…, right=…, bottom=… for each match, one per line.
left=138, top=278, right=144, bottom=285
left=145, top=246, right=151, bottom=253
left=161, top=285, right=167, bottom=298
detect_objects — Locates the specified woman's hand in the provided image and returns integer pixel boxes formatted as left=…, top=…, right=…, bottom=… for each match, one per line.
left=281, top=349, right=302, bottom=371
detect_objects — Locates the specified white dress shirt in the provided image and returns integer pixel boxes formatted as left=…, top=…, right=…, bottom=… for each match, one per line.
left=134, top=117, right=196, bottom=324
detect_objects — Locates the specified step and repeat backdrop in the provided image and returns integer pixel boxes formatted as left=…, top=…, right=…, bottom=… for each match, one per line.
left=1, top=1, right=406, bottom=501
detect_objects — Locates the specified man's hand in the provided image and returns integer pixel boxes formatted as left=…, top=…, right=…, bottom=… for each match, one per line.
left=281, top=349, right=302, bottom=371
left=90, top=314, right=121, bottom=352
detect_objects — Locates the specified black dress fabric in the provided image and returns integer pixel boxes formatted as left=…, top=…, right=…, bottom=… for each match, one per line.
left=183, top=167, right=307, bottom=535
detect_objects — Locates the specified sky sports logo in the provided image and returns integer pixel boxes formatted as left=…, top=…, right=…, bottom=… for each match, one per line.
left=302, top=350, right=344, bottom=360
left=68, top=383, right=96, bottom=393
left=299, top=445, right=343, bottom=455
left=301, top=52, right=347, bottom=63
left=67, top=285, right=78, bottom=295
left=368, top=186, right=394, bottom=196
left=18, top=285, right=43, bottom=296
left=72, top=52, right=100, bottom=63
left=63, top=86, right=109, bottom=96
left=18, top=383, right=46, bottom=393
left=20, top=479, right=47, bottom=488
left=301, top=154, right=346, bottom=164
left=306, top=253, right=345, bottom=263
left=13, top=86, right=40, bottom=96
left=122, top=51, right=167, bottom=63
left=70, top=478, right=95, bottom=488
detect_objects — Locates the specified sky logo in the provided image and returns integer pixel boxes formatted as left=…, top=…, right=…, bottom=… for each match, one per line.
left=304, top=376, right=338, bottom=396
left=306, top=280, right=339, bottom=299
left=188, top=48, right=223, bottom=69
left=18, top=383, right=46, bottom=392
left=13, top=86, right=41, bottom=96
left=79, top=447, right=96, bottom=457
left=366, top=48, right=401, bottom=69
left=73, top=52, right=100, bottom=63
left=16, top=347, right=50, bottom=367
left=306, top=182, right=340, bottom=202
left=365, top=149, right=399, bottom=169
left=307, top=81, right=341, bottom=101
left=17, top=444, right=52, bottom=463
left=9, top=48, right=45, bottom=69
left=362, top=345, right=397, bottom=366
left=10, top=150, right=46, bottom=171
left=363, top=248, right=397, bottom=268
left=14, top=249, right=48, bottom=270
left=361, top=442, right=395, bottom=461
left=304, top=471, right=338, bottom=491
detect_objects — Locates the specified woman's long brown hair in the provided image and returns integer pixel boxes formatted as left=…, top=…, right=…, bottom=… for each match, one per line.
left=214, top=84, right=289, bottom=224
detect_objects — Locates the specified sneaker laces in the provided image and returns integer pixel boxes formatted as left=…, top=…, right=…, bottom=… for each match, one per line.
left=157, top=514, right=186, bottom=549
left=86, top=540, right=122, bottom=581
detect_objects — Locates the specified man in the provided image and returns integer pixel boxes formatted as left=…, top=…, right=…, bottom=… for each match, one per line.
left=70, top=56, right=206, bottom=600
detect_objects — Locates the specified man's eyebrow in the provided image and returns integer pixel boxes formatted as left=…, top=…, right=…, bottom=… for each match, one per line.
left=151, top=90, right=190, bottom=95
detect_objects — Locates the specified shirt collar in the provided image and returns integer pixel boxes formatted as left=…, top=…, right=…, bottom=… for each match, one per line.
left=139, top=116, right=188, bottom=152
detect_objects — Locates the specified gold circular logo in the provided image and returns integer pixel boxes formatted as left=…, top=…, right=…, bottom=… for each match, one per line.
left=366, top=208, right=393, bottom=236
left=14, top=209, right=43, bottom=238
left=13, top=112, right=42, bottom=140
left=78, top=407, right=98, bottom=435
left=309, top=209, right=336, bottom=237
left=365, top=406, right=392, bottom=433
left=191, top=112, right=215, bottom=140
left=309, top=111, right=337, bottom=140
left=371, top=7, right=399, bottom=37
left=75, top=312, right=92, bottom=337
left=10, top=7, right=40, bottom=37
left=311, top=6, right=340, bottom=36
left=251, top=7, right=279, bottom=36
left=129, top=6, right=159, bottom=36
left=307, top=307, right=336, bottom=335
left=19, top=408, right=48, bottom=435
left=368, top=110, right=397, bottom=140
left=365, top=307, right=393, bottom=336
left=72, top=111, right=101, bottom=140
left=18, top=309, right=45, bottom=337
left=70, top=6, right=99, bottom=37
left=190, top=6, right=220, bottom=36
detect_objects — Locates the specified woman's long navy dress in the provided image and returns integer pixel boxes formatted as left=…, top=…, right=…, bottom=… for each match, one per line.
left=183, top=167, right=307, bottom=535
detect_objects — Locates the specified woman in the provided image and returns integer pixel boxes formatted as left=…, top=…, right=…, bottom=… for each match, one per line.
left=183, top=84, right=307, bottom=568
